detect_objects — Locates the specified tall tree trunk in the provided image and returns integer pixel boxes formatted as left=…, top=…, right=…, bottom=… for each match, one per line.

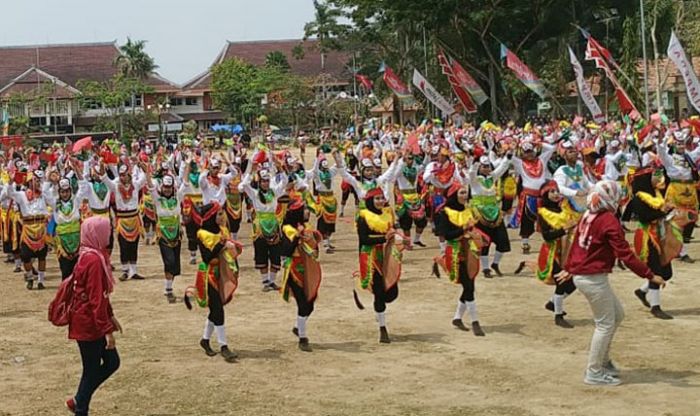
left=489, top=63, right=497, bottom=120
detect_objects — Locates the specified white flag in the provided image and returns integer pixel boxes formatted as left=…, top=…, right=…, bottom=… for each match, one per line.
left=412, top=69, right=455, bottom=116
left=668, top=31, right=700, bottom=114
left=568, top=47, right=604, bottom=123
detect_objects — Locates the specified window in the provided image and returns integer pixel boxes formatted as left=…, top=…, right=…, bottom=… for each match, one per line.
left=29, top=117, right=45, bottom=127
left=169, top=97, right=183, bottom=106
left=50, top=116, right=69, bottom=126
left=84, top=98, right=103, bottom=110
left=124, top=95, right=144, bottom=108
left=185, top=97, right=198, bottom=106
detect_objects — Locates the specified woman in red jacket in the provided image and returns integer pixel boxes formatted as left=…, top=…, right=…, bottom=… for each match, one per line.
left=564, top=180, right=665, bottom=386
left=66, top=216, right=122, bottom=415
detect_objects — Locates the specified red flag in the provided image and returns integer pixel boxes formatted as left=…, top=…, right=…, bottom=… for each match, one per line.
left=437, top=48, right=477, bottom=114
left=100, top=150, right=119, bottom=164
left=72, top=136, right=93, bottom=153
left=355, top=74, right=374, bottom=91
left=404, top=133, right=421, bottom=155
left=382, top=66, right=412, bottom=99
left=585, top=38, right=638, bottom=115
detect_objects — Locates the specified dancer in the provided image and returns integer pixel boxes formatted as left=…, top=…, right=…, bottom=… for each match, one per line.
left=147, top=173, right=183, bottom=303
left=7, top=169, right=51, bottom=289
left=308, top=155, right=339, bottom=253
left=103, top=162, right=146, bottom=281
left=239, top=155, right=288, bottom=291
left=50, top=175, right=85, bottom=280
left=280, top=207, right=322, bottom=352
left=185, top=202, right=242, bottom=362
left=179, top=156, right=203, bottom=265
left=355, top=188, right=403, bottom=343
left=564, top=180, right=665, bottom=386
left=66, top=216, right=121, bottom=416
left=392, top=151, right=428, bottom=248
left=469, top=155, right=512, bottom=277
left=435, top=183, right=486, bottom=336
left=629, top=168, right=678, bottom=319
left=511, top=139, right=556, bottom=254
left=533, top=180, right=578, bottom=328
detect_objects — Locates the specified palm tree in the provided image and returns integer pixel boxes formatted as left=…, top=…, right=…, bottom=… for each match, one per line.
left=114, top=38, right=158, bottom=79
left=303, top=0, right=347, bottom=71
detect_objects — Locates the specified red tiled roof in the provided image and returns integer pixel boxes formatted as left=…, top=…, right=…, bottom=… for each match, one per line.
left=0, top=41, right=178, bottom=94
left=0, top=67, right=81, bottom=99
left=183, top=39, right=351, bottom=91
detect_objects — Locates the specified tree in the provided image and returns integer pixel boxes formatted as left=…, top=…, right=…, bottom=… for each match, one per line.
left=303, top=0, right=349, bottom=71
left=114, top=38, right=158, bottom=79
left=76, top=75, right=154, bottom=141
left=265, top=51, right=291, bottom=72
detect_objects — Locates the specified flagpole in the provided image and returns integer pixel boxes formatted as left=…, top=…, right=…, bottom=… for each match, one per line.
left=640, top=0, right=651, bottom=118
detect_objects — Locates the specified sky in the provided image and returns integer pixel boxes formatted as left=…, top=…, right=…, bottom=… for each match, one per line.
left=0, top=0, right=316, bottom=84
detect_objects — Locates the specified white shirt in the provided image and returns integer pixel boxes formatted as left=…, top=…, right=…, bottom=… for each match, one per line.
left=553, top=161, right=592, bottom=197
left=658, top=141, right=700, bottom=181
left=102, top=168, right=146, bottom=211
left=469, top=160, right=511, bottom=197
left=511, top=143, right=555, bottom=191
left=199, top=169, right=234, bottom=206
left=7, top=182, right=52, bottom=217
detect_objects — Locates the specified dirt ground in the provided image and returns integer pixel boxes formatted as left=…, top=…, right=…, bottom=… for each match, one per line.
left=2, top=151, right=700, bottom=416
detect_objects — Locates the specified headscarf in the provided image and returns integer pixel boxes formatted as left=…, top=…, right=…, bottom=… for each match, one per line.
left=576, top=180, right=621, bottom=250
left=79, top=216, right=114, bottom=293
left=586, top=180, right=621, bottom=214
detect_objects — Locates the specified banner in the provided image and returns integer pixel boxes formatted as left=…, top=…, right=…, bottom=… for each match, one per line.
left=355, top=73, right=374, bottom=92
left=437, top=48, right=477, bottom=113
left=450, top=58, right=488, bottom=105
left=667, top=31, right=700, bottom=114
left=382, top=66, right=412, bottom=100
left=584, top=34, right=638, bottom=115
left=412, top=69, right=455, bottom=116
left=568, top=47, right=604, bottom=123
left=500, top=44, right=547, bottom=99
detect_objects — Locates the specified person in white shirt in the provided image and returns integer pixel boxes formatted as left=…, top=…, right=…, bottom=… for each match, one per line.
left=553, top=141, right=592, bottom=215
left=7, top=169, right=52, bottom=290
left=49, top=175, right=86, bottom=280
left=238, top=153, right=289, bottom=291
left=308, top=155, right=340, bottom=253
left=179, top=157, right=203, bottom=265
left=510, top=139, right=555, bottom=254
left=391, top=152, right=428, bottom=247
left=103, top=162, right=147, bottom=281
left=470, top=155, right=512, bottom=277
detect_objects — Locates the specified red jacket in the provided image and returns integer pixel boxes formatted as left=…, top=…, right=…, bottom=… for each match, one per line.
left=68, top=252, right=115, bottom=341
left=565, top=211, right=653, bottom=279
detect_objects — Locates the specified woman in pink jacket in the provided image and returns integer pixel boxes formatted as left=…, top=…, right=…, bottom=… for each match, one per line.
left=66, top=216, right=122, bottom=415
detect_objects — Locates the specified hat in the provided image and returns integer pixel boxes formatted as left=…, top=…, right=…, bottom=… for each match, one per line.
left=258, top=169, right=271, bottom=180
left=360, top=158, right=373, bottom=169
left=162, top=175, right=174, bottom=187
left=118, top=165, right=129, bottom=174
left=373, top=158, right=382, bottom=168
left=446, top=182, right=464, bottom=197
left=33, top=170, right=44, bottom=179
left=539, top=180, right=559, bottom=198
left=521, top=142, right=534, bottom=152
left=210, top=159, right=221, bottom=168
left=320, top=159, right=329, bottom=169
left=478, top=156, right=490, bottom=165
left=58, top=178, right=71, bottom=190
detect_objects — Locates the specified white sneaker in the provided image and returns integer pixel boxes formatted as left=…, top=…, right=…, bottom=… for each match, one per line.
left=584, top=370, right=622, bottom=386
left=604, top=361, right=620, bottom=377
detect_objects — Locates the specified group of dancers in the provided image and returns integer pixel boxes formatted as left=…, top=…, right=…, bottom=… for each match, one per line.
left=4, top=116, right=697, bottom=364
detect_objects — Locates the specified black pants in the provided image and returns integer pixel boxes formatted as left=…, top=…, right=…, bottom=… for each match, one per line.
left=519, top=211, right=536, bottom=239
left=371, top=270, right=399, bottom=313
left=342, top=185, right=358, bottom=206
left=118, top=235, right=139, bottom=263
left=458, top=262, right=475, bottom=302
left=159, top=240, right=181, bottom=277
left=253, top=237, right=281, bottom=271
left=207, top=284, right=224, bottom=326
left=59, top=256, right=79, bottom=280
left=185, top=221, right=198, bottom=252
left=683, top=222, right=695, bottom=242
left=648, top=243, right=673, bottom=289
left=20, top=243, right=47, bottom=263
left=476, top=222, right=511, bottom=255
left=288, top=278, right=315, bottom=317
left=75, top=337, right=120, bottom=416
left=398, top=212, right=428, bottom=233
left=554, top=276, right=577, bottom=295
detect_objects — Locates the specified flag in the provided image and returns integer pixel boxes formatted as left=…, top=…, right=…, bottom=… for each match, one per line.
left=437, top=48, right=477, bottom=113
left=71, top=136, right=93, bottom=153
left=1, top=108, right=8, bottom=137
left=500, top=44, right=547, bottom=99
left=584, top=37, right=638, bottom=114
left=355, top=74, right=374, bottom=91
left=412, top=69, right=455, bottom=116
left=580, top=28, right=617, bottom=67
left=450, top=58, right=488, bottom=105
left=568, top=47, right=605, bottom=122
left=382, top=66, right=413, bottom=100
left=667, top=31, right=700, bottom=114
